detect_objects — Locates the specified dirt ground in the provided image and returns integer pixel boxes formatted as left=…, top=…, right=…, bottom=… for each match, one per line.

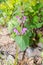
left=0, top=26, right=43, bottom=65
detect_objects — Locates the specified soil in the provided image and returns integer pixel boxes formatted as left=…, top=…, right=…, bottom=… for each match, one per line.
left=0, top=26, right=43, bottom=65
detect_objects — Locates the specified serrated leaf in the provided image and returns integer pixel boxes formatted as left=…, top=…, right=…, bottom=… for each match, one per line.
left=33, top=15, right=39, bottom=23
left=15, top=35, right=29, bottom=51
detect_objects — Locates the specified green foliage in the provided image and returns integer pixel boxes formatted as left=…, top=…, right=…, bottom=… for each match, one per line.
left=8, top=17, right=19, bottom=33
left=0, top=0, right=6, bottom=3
left=39, top=37, right=43, bottom=43
left=0, top=0, right=43, bottom=51
left=15, top=34, right=29, bottom=51
left=8, top=0, right=43, bottom=51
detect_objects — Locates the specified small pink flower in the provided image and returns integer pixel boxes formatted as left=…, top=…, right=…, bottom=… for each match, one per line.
left=16, top=16, right=20, bottom=19
left=16, top=16, right=21, bottom=23
left=21, top=28, right=27, bottom=34
left=23, top=16, right=26, bottom=21
left=14, top=28, right=19, bottom=35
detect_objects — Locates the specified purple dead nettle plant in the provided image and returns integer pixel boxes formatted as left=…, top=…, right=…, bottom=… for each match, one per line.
left=14, top=16, right=27, bottom=35
left=16, top=16, right=26, bottom=23
left=13, top=27, right=27, bottom=35
left=16, top=16, right=20, bottom=20
left=23, top=16, right=26, bottom=21
left=16, top=16, right=21, bottom=24
left=13, top=28, right=20, bottom=35
left=21, top=28, right=27, bottom=34
left=22, top=16, right=26, bottom=23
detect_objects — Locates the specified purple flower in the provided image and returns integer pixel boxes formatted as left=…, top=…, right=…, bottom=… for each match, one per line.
left=14, top=28, right=27, bottom=35
left=14, top=28, right=19, bottom=35
left=16, top=16, right=20, bottom=19
left=21, top=28, right=27, bottom=34
left=23, top=16, right=26, bottom=21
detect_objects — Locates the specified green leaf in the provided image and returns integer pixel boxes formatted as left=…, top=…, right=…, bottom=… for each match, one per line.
left=33, top=15, right=39, bottom=23
left=41, top=17, right=43, bottom=21
left=38, top=32, right=42, bottom=38
left=36, top=22, right=43, bottom=28
left=0, top=0, right=6, bottom=3
left=8, top=16, right=19, bottom=33
left=0, top=17, right=5, bottom=25
left=32, top=3, right=42, bottom=11
left=39, top=37, right=43, bottom=43
left=17, top=26, right=22, bottom=32
left=11, top=33, right=16, bottom=40
left=15, top=35, right=29, bottom=51
left=40, top=10, right=43, bottom=16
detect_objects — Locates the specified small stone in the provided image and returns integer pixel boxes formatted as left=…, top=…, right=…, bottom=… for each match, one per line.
left=38, top=43, right=43, bottom=49
left=7, top=55, right=14, bottom=64
left=33, top=48, right=41, bottom=56
left=25, top=47, right=33, bottom=58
